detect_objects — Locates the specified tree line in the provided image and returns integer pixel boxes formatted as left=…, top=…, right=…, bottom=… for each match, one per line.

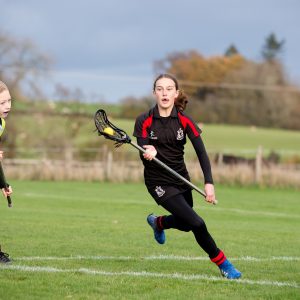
left=121, top=33, right=300, bottom=130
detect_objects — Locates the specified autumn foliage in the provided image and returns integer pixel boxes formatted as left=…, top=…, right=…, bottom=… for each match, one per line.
left=154, top=50, right=300, bottom=130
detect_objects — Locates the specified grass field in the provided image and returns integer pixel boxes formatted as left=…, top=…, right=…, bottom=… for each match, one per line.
left=0, top=181, right=299, bottom=299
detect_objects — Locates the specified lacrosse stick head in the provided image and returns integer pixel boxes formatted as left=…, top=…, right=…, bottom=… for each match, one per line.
left=94, top=109, right=131, bottom=147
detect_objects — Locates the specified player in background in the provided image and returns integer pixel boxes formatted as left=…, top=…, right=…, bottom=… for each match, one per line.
left=0, top=80, right=13, bottom=263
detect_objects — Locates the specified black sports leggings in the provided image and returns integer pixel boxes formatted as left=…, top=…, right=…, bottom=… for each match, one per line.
left=160, top=190, right=219, bottom=258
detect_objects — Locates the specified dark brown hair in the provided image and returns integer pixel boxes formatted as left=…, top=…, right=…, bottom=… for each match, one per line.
left=175, top=90, right=188, bottom=112
left=153, top=73, right=179, bottom=90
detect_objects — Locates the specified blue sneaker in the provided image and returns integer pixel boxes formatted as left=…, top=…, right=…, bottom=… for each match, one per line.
left=218, top=259, right=241, bottom=279
left=147, top=214, right=165, bottom=244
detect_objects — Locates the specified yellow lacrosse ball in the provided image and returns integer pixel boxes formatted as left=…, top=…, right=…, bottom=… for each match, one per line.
left=103, top=127, right=114, bottom=135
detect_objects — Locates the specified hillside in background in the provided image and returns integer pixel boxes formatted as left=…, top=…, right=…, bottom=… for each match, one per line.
left=3, top=100, right=299, bottom=163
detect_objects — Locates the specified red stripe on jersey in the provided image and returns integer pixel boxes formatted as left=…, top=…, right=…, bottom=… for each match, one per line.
left=177, top=112, right=199, bottom=137
left=142, top=114, right=153, bottom=138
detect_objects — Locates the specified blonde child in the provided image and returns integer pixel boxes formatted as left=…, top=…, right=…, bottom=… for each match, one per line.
left=0, top=80, right=13, bottom=263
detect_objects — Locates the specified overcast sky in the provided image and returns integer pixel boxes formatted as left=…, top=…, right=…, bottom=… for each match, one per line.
left=1, top=0, right=299, bottom=102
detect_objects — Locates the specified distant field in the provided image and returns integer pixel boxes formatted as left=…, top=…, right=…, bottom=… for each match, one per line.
left=14, top=100, right=122, bottom=116
left=7, top=113, right=300, bottom=154
left=202, top=124, right=300, bottom=155
left=0, top=181, right=299, bottom=299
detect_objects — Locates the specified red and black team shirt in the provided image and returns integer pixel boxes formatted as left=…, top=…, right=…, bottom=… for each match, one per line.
left=133, top=105, right=212, bottom=188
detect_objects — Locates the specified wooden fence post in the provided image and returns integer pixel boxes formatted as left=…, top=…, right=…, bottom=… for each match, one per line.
left=106, top=151, right=113, bottom=180
left=217, top=152, right=223, bottom=166
left=255, top=146, right=263, bottom=184
left=65, top=147, right=74, bottom=179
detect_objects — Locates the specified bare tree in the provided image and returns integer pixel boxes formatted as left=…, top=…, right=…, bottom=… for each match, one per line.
left=0, top=30, right=52, bottom=100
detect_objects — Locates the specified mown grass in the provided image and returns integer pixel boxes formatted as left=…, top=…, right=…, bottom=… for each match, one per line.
left=0, top=181, right=299, bottom=299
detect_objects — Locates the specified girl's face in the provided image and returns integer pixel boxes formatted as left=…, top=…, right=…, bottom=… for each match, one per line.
left=153, top=78, right=179, bottom=111
left=0, top=90, right=12, bottom=118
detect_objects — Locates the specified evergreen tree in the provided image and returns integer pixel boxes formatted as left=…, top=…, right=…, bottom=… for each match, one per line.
left=224, top=44, right=239, bottom=57
left=261, top=33, right=285, bottom=62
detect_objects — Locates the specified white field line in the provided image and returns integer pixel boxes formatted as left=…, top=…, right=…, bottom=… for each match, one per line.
left=15, top=255, right=300, bottom=262
left=0, top=264, right=298, bottom=289
left=22, top=192, right=300, bottom=219
left=143, top=255, right=300, bottom=262
left=211, top=207, right=300, bottom=219
left=22, top=193, right=151, bottom=206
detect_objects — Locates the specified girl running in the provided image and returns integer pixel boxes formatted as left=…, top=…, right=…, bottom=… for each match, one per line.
left=133, top=74, right=241, bottom=279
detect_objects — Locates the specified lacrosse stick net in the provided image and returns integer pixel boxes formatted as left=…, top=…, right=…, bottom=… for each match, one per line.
left=94, top=109, right=131, bottom=147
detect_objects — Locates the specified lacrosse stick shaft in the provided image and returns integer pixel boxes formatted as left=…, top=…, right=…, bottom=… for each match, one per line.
left=129, top=141, right=217, bottom=205
left=0, top=162, right=12, bottom=208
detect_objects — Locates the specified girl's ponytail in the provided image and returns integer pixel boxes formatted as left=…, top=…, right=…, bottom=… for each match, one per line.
left=175, top=90, right=188, bottom=112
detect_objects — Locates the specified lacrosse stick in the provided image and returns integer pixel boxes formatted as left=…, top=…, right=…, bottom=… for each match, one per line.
left=94, top=109, right=217, bottom=205
left=0, top=162, right=12, bottom=207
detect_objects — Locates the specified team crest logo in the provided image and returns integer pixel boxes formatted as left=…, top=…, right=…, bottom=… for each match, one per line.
left=149, top=130, right=157, bottom=139
left=155, top=186, right=165, bottom=197
left=176, top=128, right=184, bottom=140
